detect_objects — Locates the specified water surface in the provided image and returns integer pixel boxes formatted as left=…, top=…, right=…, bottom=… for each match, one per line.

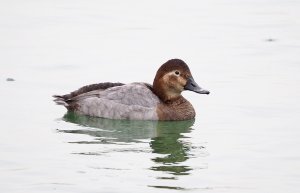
left=1, top=0, right=300, bottom=193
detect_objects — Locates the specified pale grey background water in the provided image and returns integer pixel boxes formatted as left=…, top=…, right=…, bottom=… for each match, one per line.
left=1, top=0, right=300, bottom=192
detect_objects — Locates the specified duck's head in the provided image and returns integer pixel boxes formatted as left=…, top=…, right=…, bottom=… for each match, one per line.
left=153, top=59, right=209, bottom=102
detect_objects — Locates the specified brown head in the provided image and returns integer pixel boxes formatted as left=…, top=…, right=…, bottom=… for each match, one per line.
left=153, top=59, right=209, bottom=102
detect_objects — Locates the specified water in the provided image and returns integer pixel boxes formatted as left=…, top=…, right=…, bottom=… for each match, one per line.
left=1, top=0, right=300, bottom=192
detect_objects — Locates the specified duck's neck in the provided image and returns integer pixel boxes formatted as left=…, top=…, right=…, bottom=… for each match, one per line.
left=153, top=80, right=181, bottom=103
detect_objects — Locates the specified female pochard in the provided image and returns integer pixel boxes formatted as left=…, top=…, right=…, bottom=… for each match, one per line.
left=54, top=59, right=209, bottom=120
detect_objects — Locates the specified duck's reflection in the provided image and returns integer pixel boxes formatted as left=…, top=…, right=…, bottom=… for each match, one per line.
left=61, top=112, right=159, bottom=144
left=59, top=112, right=195, bottom=176
left=149, top=120, right=194, bottom=175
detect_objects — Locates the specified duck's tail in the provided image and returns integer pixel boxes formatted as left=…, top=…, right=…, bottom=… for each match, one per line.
left=53, top=95, right=69, bottom=107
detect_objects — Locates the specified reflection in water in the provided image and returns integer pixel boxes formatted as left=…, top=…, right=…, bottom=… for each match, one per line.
left=150, top=121, right=194, bottom=176
left=61, top=112, right=159, bottom=144
left=59, top=112, right=197, bottom=176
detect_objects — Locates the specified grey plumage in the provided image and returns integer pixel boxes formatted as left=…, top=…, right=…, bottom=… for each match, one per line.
left=54, top=83, right=160, bottom=120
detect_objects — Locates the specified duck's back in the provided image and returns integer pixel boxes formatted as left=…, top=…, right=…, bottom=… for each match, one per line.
left=54, top=83, right=161, bottom=120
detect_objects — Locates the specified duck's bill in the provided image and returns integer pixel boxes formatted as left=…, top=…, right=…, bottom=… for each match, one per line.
left=184, top=77, right=210, bottom=94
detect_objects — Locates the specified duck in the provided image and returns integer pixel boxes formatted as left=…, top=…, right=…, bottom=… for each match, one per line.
left=53, top=59, right=209, bottom=121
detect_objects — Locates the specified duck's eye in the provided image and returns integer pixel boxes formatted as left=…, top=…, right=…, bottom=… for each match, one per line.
left=174, top=71, right=180, bottom=76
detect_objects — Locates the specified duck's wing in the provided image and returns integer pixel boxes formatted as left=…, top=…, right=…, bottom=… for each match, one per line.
left=98, top=82, right=159, bottom=107
left=71, top=83, right=159, bottom=107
